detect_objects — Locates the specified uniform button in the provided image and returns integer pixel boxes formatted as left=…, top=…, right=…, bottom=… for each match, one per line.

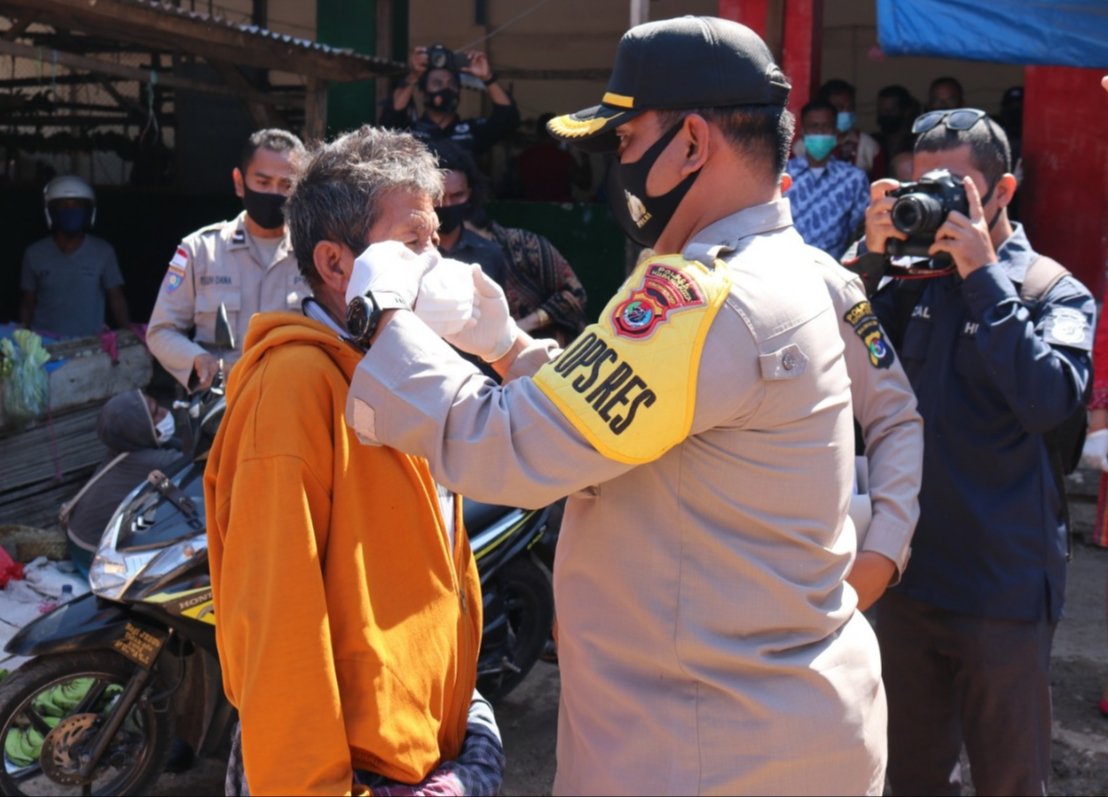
left=782, top=352, right=796, bottom=371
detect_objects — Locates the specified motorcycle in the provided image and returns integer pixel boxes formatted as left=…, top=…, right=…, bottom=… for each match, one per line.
left=0, top=309, right=555, bottom=796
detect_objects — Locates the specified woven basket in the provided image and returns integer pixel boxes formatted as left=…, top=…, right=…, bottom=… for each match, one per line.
left=0, top=524, right=68, bottom=562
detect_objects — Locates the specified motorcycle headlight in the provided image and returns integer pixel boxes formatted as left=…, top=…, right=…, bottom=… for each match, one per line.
left=89, top=483, right=151, bottom=600
left=122, top=537, right=207, bottom=601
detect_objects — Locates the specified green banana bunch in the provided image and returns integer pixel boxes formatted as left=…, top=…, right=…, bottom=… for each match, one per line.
left=3, top=716, right=60, bottom=768
left=32, top=678, right=94, bottom=718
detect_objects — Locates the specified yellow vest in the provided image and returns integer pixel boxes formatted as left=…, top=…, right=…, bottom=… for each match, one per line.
left=533, top=254, right=731, bottom=464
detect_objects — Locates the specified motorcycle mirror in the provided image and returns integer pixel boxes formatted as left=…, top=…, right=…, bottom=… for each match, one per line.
left=215, top=303, right=235, bottom=352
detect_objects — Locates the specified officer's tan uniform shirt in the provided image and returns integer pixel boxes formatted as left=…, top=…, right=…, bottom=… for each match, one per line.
left=347, top=200, right=887, bottom=795
left=811, top=252, right=922, bottom=574
left=679, top=233, right=923, bottom=576
left=147, top=212, right=310, bottom=386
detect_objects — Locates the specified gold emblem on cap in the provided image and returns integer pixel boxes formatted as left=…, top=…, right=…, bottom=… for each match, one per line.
left=602, top=92, right=635, bottom=109
left=547, top=113, right=612, bottom=138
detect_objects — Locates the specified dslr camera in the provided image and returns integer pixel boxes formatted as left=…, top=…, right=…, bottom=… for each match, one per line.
left=885, top=169, right=968, bottom=259
left=425, top=43, right=471, bottom=72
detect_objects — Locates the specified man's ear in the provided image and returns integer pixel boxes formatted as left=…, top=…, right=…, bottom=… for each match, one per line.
left=232, top=167, right=245, bottom=199
left=313, top=240, right=347, bottom=292
left=681, top=114, right=713, bottom=176
left=993, top=173, right=1018, bottom=209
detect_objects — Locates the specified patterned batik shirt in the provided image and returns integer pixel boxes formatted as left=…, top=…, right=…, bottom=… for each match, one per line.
left=785, top=156, right=871, bottom=261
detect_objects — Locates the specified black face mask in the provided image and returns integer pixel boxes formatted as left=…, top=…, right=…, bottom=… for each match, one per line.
left=876, top=115, right=903, bottom=135
left=425, top=88, right=459, bottom=114
left=242, top=185, right=286, bottom=230
left=436, top=203, right=469, bottom=236
left=607, top=122, right=702, bottom=248
left=978, top=180, right=1004, bottom=231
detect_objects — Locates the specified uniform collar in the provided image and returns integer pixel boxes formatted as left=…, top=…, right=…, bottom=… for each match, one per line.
left=994, top=222, right=1034, bottom=280
left=682, top=199, right=794, bottom=266
left=228, top=210, right=293, bottom=263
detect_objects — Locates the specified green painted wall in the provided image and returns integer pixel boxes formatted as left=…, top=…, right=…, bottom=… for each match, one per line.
left=316, top=0, right=379, bottom=136
left=486, top=201, right=627, bottom=323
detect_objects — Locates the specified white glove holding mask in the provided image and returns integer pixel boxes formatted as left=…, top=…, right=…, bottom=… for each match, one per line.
left=344, top=241, right=475, bottom=337
left=1080, top=428, right=1108, bottom=472
left=345, top=240, right=435, bottom=310
left=445, top=266, right=518, bottom=363
left=416, top=255, right=479, bottom=337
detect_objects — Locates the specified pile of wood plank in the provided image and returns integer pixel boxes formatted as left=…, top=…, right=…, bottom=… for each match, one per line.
left=0, top=330, right=151, bottom=531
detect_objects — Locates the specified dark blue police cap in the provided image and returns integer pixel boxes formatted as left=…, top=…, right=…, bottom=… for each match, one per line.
left=547, top=16, right=791, bottom=152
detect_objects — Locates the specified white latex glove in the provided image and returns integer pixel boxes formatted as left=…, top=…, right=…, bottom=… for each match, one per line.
left=415, top=256, right=477, bottom=337
left=345, top=240, right=437, bottom=310
left=1080, top=428, right=1108, bottom=472
left=445, top=266, right=518, bottom=363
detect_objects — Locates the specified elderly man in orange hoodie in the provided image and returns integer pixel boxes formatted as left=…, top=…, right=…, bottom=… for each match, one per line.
left=204, top=126, right=503, bottom=796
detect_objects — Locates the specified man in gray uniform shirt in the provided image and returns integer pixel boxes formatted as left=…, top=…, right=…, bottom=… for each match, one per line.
left=342, top=17, right=922, bottom=795
left=147, top=129, right=310, bottom=389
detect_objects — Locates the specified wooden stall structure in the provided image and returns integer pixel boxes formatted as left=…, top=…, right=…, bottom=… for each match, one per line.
left=0, top=0, right=404, bottom=142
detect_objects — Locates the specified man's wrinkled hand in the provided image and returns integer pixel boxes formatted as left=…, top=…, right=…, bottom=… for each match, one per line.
left=444, top=266, right=518, bottom=363
left=345, top=241, right=437, bottom=311
left=847, top=551, right=897, bottom=612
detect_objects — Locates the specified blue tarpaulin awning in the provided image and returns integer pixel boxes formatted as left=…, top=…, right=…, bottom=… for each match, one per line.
left=876, top=0, right=1108, bottom=69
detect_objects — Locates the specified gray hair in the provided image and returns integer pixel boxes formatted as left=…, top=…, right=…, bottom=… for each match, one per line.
left=286, top=125, right=444, bottom=287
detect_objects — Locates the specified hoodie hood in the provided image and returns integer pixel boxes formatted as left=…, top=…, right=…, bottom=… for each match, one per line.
left=228, top=310, right=364, bottom=399
left=96, top=389, right=158, bottom=452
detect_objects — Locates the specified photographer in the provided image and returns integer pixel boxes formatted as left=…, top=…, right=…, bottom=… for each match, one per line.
left=380, top=44, right=519, bottom=155
left=855, top=109, right=1095, bottom=795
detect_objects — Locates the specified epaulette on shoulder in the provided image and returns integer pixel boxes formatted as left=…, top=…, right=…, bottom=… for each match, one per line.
left=195, top=221, right=227, bottom=235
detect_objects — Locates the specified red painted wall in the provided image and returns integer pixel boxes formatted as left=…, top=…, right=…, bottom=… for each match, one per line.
left=780, top=0, right=821, bottom=115
left=717, top=0, right=769, bottom=41
left=1021, top=66, right=1108, bottom=296
left=717, top=0, right=821, bottom=120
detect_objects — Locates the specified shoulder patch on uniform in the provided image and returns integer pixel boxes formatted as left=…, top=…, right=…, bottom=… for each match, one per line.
left=843, top=300, right=895, bottom=369
left=1043, top=306, right=1092, bottom=350
left=612, top=262, right=707, bottom=339
left=164, top=271, right=184, bottom=294
left=169, top=245, right=189, bottom=271
left=533, top=254, right=731, bottom=464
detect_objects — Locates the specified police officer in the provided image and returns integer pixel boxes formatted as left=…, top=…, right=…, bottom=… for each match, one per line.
left=343, top=17, right=891, bottom=795
left=146, top=129, right=309, bottom=389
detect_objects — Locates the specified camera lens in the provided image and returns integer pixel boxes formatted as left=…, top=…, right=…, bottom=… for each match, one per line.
left=892, top=194, right=945, bottom=236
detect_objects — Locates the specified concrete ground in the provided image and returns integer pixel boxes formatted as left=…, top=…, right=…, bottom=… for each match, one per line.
left=155, top=499, right=1108, bottom=796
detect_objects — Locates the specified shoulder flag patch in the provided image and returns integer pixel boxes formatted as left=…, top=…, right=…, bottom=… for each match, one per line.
left=844, top=300, right=894, bottom=369
left=164, top=244, right=189, bottom=293
left=169, top=245, right=189, bottom=271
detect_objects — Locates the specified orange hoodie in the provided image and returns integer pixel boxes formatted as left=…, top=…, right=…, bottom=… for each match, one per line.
left=204, top=310, right=482, bottom=796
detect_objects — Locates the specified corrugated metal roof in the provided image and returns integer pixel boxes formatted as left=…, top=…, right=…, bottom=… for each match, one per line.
left=125, top=0, right=400, bottom=69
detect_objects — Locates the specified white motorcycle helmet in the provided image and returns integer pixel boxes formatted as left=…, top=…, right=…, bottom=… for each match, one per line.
left=43, top=174, right=96, bottom=230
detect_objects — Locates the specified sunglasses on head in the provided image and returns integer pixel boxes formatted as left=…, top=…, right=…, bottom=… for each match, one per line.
left=911, top=107, right=988, bottom=136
